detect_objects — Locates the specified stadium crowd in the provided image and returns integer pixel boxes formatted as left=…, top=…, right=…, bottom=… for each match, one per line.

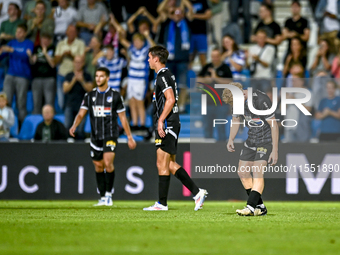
left=0, top=0, right=340, bottom=142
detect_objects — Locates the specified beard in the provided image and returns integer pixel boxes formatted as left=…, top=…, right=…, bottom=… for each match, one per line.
left=96, top=80, right=106, bottom=87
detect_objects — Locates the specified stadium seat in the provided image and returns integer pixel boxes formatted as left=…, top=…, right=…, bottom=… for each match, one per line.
left=10, top=115, right=19, bottom=138
left=84, top=114, right=91, bottom=133
left=0, top=67, right=4, bottom=91
left=18, top=114, right=43, bottom=140
left=311, top=119, right=322, bottom=138
left=54, top=114, right=65, bottom=125
left=26, top=91, right=33, bottom=114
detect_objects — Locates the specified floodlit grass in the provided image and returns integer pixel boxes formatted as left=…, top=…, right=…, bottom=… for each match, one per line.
left=0, top=201, right=339, bottom=254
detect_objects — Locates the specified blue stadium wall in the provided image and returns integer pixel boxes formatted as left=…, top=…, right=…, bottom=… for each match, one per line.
left=0, top=143, right=339, bottom=201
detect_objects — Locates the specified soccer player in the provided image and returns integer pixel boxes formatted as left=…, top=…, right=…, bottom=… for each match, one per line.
left=143, top=45, right=208, bottom=211
left=69, top=67, right=136, bottom=206
left=223, top=82, right=279, bottom=216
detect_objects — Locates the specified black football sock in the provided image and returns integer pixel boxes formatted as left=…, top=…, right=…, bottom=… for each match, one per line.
left=246, top=188, right=251, bottom=196
left=105, top=171, right=115, bottom=193
left=247, top=190, right=261, bottom=212
left=258, top=196, right=264, bottom=205
left=158, top=175, right=170, bottom=206
left=174, top=167, right=200, bottom=196
left=95, top=172, right=106, bottom=197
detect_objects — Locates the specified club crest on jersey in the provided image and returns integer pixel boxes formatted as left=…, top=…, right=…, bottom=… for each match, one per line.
left=107, top=96, right=112, bottom=103
left=155, top=139, right=162, bottom=145
left=152, top=92, right=156, bottom=102
left=92, top=97, right=96, bottom=102
left=92, top=106, right=111, bottom=117
left=106, top=140, right=116, bottom=151
left=257, top=147, right=267, bottom=158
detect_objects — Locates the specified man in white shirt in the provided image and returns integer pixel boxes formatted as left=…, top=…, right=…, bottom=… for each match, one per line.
left=53, top=0, right=78, bottom=44
left=247, top=29, right=275, bottom=91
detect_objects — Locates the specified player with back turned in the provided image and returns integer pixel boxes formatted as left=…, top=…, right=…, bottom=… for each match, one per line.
left=69, top=67, right=136, bottom=206
left=143, top=46, right=208, bottom=211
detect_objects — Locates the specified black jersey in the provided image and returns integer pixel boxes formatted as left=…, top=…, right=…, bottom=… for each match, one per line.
left=81, top=87, right=125, bottom=140
left=234, top=90, right=274, bottom=146
left=153, top=68, right=180, bottom=127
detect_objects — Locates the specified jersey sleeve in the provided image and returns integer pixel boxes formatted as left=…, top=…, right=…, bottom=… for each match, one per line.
left=80, top=93, right=89, bottom=110
left=115, top=94, right=126, bottom=113
left=158, top=74, right=173, bottom=94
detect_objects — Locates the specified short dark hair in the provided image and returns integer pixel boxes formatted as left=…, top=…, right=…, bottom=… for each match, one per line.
left=40, top=32, right=52, bottom=39
left=148, top=45, right=169, bottom=64
left=96, top=67, right=110, bottom=77
left=17, top=23, right=28, bottom=32
left=9, top=3, right=20, bottom=11
left=291, top=0, right=301, bottom=7
left=36, top=0, right=46, bottom=8
left=256, top=29, right=267, bottom=36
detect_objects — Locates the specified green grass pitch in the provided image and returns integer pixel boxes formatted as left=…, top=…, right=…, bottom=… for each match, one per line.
left=0, top=201, right=339, bottom=255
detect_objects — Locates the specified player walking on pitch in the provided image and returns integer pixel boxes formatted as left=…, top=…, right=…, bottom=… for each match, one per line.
left=223, top=82, right=278, bottom=216
left=143, top=46, right=208, bottom=211
left=70, top=67, right=136, bottom=206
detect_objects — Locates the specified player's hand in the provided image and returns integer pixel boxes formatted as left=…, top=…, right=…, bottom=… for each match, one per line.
left=268, top=150, right=278, bottom=165
left=158, top=120, right=165, bottom=138
left=69, top=126, right=76, bottom=137
left=226, top=140, right=235, bottom=152
left=128, top=137, right=137, bottom=150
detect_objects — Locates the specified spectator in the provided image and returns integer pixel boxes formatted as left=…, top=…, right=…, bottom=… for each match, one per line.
left=53, top=0, right=77, bottom=45
left=97, top=44, right=127, bottom=92
left=252, top=3, right=282, bottom=50
left=27, top=33, right=56, bottom=114
left=315, top=80, right=340, bottom=141
left=208, top=0, right=223, bottom=46
left=221, top=34, right=246, bottom=79
left=34, top=104, right=68, bottom=141
left=0, top=24, right=34, bottom=124
left=55, top=24, right=85, bottom=110
left=127, top=6, right=156, bottom=40
left=76, top=0, right=108, bottom=45
left=162, top=6, right=191, bottom=112
left=0, top=3, right=23, bottom=45
left=84, top=36, right=102, bottom=78
left=229, top=0, right=251, bottom=44
left=284, top=74, right=313, bottom=142
left=23, top=0, right=51, bottom=21
left=315, top=0, right=340, bottom=37
left=331, top=45, right=340, bottom=78
left=283, top=0, right=310, bottom=59
left=189, top=0, right=211, bottom=67
left=26, top=1, right=55, bottom=47
left=0, top=92, right=15, bottom=141
left=311, top=38, right=335, bottom=76
left=0, top=0, right=22, bottom=27
left=102, top=14, right=121, bottom=48
left=283, top=37, right=307, bottom=77
left=120, top=30, right=155, bottom=129
left=247, top=29, right=275, bottom=91
left=63, top=55, right=93, bottom=139
left=197, top=48, right=232, bottom=141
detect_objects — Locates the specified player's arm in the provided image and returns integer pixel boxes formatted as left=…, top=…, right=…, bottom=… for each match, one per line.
left=267, top=116, right=279, bottom=165
left=118, top=111, right=137, bottom=150
left=69, top=108, right=87, bottom=137
left=157, top=88, right=176, bottom=138
left=227, top=116, right=241, bottom=152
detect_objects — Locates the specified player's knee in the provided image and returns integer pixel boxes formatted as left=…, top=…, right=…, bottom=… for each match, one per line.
left=169, top=161, right=179, bottom=172
left=104, top=162, right=114, bottom=172
left=94, top=165, right=104, bottom=173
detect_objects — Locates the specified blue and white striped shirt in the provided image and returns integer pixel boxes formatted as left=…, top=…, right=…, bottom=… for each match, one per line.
left=223, top=50, right=246, bottom=79
left=128, top=43, right=150, bottom=84
left=97, top=56, right=126, bottom=91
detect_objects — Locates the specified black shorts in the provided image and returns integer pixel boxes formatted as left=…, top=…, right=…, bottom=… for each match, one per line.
left=239, top=141, right=272, bottom=162
left=155, top=123, right=180, bottom=155
left=90, top=137, right=118, bottom=161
